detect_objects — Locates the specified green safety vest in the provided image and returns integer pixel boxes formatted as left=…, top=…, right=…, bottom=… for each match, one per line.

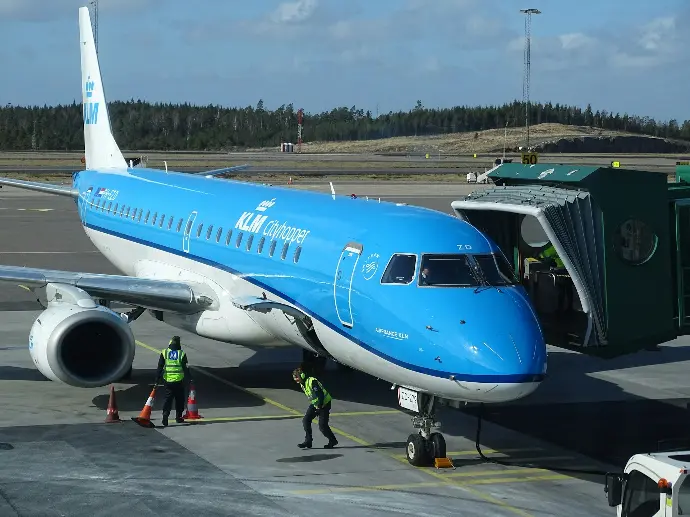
left=303, top=377, right=332, bottom=407
left=161, top=348, right=185, bottom=382
left=538, top=244, right=564, bottom=268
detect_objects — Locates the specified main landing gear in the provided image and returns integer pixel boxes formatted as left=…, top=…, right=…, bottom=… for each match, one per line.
left=397, top=387, right=446, bottom=466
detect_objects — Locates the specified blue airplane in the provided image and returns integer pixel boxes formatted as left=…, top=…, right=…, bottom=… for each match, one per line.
left=0, top=6, right=546, bottom=465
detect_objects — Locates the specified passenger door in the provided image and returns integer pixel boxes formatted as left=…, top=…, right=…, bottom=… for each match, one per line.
left=333, top=242, right=363, bottom=328
left=182, top=211, right=197, bottom=254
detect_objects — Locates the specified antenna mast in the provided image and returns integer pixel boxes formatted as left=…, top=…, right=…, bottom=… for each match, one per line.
left=297, top=108, right=303, bottom=153
left=90, top=0, right=99, bottom=54
left=520, top=8, right=540, bottom=149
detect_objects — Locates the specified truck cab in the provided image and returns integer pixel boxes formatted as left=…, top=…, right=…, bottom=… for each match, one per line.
left=605, top=451, right=690, bottom=516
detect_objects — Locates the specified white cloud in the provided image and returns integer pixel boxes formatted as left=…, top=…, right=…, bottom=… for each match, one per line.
left=0, top=0, right=157, bottom=22
left=270, top=0, right=318, bottom=24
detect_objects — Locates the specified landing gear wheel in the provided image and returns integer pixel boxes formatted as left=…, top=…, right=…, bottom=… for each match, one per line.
left=430, top=432, right=446, bottom=459
left=406, top=433, right=430, bottom=466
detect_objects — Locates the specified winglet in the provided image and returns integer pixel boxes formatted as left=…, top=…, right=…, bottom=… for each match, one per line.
left=79, top=6, right=127, bottom=171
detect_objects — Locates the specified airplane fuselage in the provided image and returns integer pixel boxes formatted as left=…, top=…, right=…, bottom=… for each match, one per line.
left=73, top=167, right=547, bottom=404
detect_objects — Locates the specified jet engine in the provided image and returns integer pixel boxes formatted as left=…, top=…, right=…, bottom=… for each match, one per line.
left=28, top=303, right=135, bottom=388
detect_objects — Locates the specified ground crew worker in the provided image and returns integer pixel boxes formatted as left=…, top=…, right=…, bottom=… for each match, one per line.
left=293, top=367, right=338, bottom=449
left=155, top=335, right=192, bottom=427
left=537, top=242, right=564, bottom=269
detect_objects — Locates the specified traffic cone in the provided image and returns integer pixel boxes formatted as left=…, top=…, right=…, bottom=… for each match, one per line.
left=105, top=385, right=121, bottom=423
left=182, top=382, right=202, bottom=420
left=131, top=386, right=157, bottom=428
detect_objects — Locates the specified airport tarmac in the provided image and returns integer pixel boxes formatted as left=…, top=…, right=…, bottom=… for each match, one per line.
left=3, top=181, right=690, bottom=516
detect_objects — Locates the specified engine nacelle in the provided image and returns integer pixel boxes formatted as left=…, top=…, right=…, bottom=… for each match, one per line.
left=29, top=295, right=135, bottom=388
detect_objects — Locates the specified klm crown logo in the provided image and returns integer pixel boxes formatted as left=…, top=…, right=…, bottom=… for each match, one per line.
left=256, top=198, right=276, bottom=212
left=83, top=75, right=99, bottom=125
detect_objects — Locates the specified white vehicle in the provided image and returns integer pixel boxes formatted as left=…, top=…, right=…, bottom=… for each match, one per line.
left=605, top=451, right=690, bottom=516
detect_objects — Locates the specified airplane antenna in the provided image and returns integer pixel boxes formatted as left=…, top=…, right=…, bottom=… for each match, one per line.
left=89, top=0, right=98, bottom=55
left=297, top=108, right=303, bottom=154
left=329, top=181, right=335, bottom=200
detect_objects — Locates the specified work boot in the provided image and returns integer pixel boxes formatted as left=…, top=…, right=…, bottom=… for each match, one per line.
left=175, top=412, right=184, bottom=424
left=298, top=440, right=312, bottom=449
left=162, top=414, right=169, bottom=427
left=324, top=439, right=338, bottom=449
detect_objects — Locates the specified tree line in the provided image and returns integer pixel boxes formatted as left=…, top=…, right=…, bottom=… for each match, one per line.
left=0, top=98, right=688, bottom=151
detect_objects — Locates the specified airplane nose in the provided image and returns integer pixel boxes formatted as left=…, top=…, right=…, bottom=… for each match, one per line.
left=462, top=288, right=546, bottom=380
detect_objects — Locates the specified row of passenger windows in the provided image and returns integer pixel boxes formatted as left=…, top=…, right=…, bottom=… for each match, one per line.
left=381, top=252, right=518, bottom=287
left=87, top=196, right=303, bottom=263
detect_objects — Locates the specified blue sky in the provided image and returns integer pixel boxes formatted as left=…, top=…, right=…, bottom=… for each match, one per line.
left=1, top=0, right=688, bottom=122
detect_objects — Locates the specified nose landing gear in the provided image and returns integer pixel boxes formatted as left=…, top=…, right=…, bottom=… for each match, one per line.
left=399, top=389, right=447, bottom=466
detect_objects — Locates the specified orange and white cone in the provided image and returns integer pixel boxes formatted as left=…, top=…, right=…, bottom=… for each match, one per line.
left=105, top=385, right=121, bottom=423
left=131, top=386, right=157, bottom=428
left=182, top=382, right=202, bottom=420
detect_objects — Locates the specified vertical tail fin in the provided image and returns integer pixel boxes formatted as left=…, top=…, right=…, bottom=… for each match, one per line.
left=78, top=6, right=127, bottom=170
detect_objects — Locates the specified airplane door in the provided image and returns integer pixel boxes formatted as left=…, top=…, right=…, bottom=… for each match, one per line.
left=333, top=242, right=363, bottom=328
left=182, top=211, right=197, bottom=253
left=79, top=186, right=93, bottom=223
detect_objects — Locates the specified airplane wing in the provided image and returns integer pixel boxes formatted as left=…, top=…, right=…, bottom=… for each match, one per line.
left=0, top=177, right=78, bottom=198
left=192, top=164, right=251, bottom=177
left=0, top=265, right=218, bottom=314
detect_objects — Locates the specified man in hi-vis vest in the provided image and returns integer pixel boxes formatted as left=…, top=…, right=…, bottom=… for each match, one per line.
left=293, top=366, right=338, bottom=449
left=155, top=336, right=192, bottom=427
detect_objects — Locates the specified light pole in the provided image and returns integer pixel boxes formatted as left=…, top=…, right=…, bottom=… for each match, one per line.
left=520, top=8, right=540, bottom=150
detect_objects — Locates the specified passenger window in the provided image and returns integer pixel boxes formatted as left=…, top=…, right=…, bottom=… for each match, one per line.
left=137, top=209, right=143, bottom=222
left=95, top=199, right=100, bottom=208
left=113, top=203, right=118, bottom=214
left=159, top=214, right=165, bottom=227
left=236, top=232, right=243, bottom=248
left=246, top=234, right=254, bottom=250
left=225, top=229, right=233, bottom=245
left=185, top=219, right=193, bottom=235
left=152, top=212, right=158, bottom=226
left=144, top=210, right=150, bottom=223
left=167, top=216, right=173, bottom=229
left=269, top=240, right=277, bottom=257
left=125, top=207, right=130, bottom=218
left=176, top=218, right=183, bottom=232
left=257, top=236, right=265, bottom=253
left=294, top=246, right=302, bottom=263
left=120, top=205, right=125, bottom=217
left=381, top=254, right=417, bottom=284
left=107, top=202, right=113, bottom=213
left=215, top=227, right=223, bottom=242
left=418, top=254, right=480, bottom=287
left=472, top=254, right=519, bottom=286
left=281, top=242, right=289, bottom=260
left=206, top=225, right=214, bottom=240
left=196, top=223, right=203, bottom=237
left=621, top=470, right=661, bottom=517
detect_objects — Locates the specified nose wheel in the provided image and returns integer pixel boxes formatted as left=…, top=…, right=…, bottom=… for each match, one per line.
left=402, top=394, right=447, bottom=466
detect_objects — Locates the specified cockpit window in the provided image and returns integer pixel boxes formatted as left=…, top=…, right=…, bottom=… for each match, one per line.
left=381, top=254, right=417, bottom=284
left=418, top=254, right=480, bottom=287
left=473, top=254, right=519, bottom=286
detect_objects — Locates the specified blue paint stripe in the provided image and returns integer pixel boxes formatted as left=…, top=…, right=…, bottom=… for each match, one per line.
left=84, top=221, right=545, bottom=385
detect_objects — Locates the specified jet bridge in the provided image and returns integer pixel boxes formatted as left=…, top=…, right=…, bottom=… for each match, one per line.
left=451, top=163, right=676, bottom=356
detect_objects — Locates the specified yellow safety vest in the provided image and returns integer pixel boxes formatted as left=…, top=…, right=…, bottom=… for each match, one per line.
left=303, top=377, right=331, bottom=407
left=538, top=244, right=564, bottom=268
left=161, top=348, right=185, bottom=382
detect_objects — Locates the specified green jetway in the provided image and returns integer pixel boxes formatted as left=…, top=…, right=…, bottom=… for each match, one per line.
left=452, top=162, right=683, bottom=356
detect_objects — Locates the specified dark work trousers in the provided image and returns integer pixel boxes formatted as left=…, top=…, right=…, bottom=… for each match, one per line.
left=162, top=381, right=186, bottom=419
left=303, top=401, right=336, bottom=443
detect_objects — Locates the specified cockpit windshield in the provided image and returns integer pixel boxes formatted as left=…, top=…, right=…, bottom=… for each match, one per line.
left=417, top=253, right=519, bottom=288
left=418, top=254, right=481, bottom=287
left=473, top=253, right=520, bottom=286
